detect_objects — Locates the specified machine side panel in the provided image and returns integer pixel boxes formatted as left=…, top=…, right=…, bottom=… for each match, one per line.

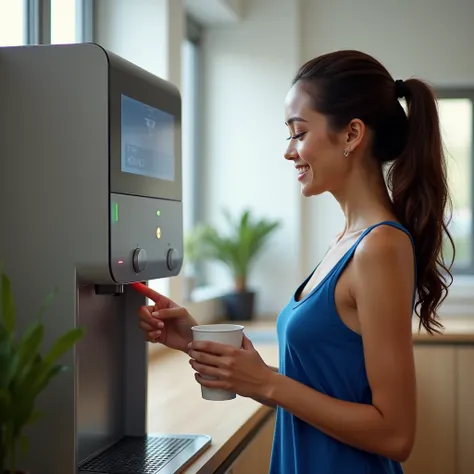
left=76, top=286, right=148, bottom=463
left=0, top=44, right=110, bottom=474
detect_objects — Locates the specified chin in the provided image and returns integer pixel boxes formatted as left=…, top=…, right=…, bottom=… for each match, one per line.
left=301, top=182, right=325, bottom=197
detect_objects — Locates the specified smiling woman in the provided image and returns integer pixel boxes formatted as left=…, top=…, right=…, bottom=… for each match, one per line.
left=136, top=49, right=455, bottom=474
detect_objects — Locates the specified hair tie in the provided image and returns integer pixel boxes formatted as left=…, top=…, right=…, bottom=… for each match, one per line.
left=395, top=79, right=406, bottom=99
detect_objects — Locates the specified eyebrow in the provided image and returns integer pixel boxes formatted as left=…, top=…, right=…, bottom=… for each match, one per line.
left=285, top=116, right=308, bottom=125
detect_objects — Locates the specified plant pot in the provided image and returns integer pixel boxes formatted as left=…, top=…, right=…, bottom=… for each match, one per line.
left=221, top=290, right=256, bottom=321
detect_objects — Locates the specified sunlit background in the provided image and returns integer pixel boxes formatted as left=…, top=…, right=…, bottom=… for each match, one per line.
left=1, top=0, right=473, bottom=312
left=2, top=2, right=474, bottom=473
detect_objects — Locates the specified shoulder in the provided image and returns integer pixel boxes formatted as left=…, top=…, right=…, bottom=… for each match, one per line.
left=353, top=224, right=414, bottom=272
left=353, top=225, right=415, bottom=286
left=350, top=224, right=416, bottom=331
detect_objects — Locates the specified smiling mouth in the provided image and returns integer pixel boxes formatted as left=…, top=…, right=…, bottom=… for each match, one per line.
left=296, top=165, right=310, bottom=181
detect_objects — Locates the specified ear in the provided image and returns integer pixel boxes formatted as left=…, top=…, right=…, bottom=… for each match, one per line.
left=344, top=118, right=366, bottom=153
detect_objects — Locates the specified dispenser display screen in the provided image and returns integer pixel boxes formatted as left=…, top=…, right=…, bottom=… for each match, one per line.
left=121, top=94, right=175, bottom=181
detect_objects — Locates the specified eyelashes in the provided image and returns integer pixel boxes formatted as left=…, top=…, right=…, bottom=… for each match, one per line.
left=286, top=132, right=307, bottom=141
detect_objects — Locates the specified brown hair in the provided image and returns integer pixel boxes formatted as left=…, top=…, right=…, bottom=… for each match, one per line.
left=293, top=50, right=454, bottom=334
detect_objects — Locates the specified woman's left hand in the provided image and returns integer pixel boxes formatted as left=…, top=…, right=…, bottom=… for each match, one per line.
left=188, top=333, right=275, bottom=400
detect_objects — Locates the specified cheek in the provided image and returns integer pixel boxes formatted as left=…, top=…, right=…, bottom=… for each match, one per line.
left=298, top=134, right=335, bottom=167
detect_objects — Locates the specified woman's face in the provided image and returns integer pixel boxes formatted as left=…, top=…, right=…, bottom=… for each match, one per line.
left=284, top=82, right=351, bottom=197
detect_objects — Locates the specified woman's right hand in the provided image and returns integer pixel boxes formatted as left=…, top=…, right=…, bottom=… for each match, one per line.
left=132, top=283, right=197, bottom=353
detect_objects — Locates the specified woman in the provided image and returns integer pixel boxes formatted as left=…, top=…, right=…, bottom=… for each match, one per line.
left=136, top=50, right=454, bottom=473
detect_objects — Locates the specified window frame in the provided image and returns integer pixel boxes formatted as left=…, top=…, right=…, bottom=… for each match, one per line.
left=436, top=88, right=474, bottom=275
left=182, top=16, right=207, bottom=290
left=150, top=16, right=205, bottom=301
left=25, top=0, right=91, bottom=45
left=184, top=15, right=202, bottom=232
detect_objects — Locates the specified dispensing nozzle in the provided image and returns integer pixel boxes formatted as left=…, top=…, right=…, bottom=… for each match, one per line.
left=94, top=284, right=124, bottom=296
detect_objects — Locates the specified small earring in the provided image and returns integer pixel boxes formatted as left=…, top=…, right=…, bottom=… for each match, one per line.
left=343, top=149, right=350, bottom=157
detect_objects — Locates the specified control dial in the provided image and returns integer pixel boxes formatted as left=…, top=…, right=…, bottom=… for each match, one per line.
left=132, top=248, right=147, bottom=273
left=166, top=248, right=179, bottom=271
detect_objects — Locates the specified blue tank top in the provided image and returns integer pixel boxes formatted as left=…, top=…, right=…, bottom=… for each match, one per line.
left=269, top=221, right=416, bottom=474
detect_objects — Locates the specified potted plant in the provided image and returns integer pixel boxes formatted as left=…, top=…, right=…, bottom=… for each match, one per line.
left=195, top=209, right=281, bottom=320
left=0, top=266, right=84, bottom=474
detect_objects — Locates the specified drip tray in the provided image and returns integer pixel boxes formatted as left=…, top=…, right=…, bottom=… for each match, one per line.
left=78, top=434, right=212, bottom=474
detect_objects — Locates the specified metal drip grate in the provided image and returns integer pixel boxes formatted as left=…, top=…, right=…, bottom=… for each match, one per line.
left=78, top=435, right=196, bottom=474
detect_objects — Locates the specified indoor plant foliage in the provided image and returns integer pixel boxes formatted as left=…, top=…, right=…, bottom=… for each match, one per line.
left=195, top=209, right=281, bottom=320
left=0, top=267, right=84, bottom=474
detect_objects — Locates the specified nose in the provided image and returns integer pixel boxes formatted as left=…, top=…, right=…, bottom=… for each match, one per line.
left=284, top=141, right=298, bottom=161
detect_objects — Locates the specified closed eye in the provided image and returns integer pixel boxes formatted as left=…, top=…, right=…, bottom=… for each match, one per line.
left=286, top=132, right=307, bottom=141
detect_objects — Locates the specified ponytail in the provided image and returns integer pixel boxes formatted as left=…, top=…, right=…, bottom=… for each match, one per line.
left=387, top=79, right=454, bottom=334
left=293, top=50, right=455, bottom=334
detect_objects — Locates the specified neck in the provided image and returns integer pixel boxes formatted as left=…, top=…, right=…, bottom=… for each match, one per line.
left=332, top=161, right=394, bottom=236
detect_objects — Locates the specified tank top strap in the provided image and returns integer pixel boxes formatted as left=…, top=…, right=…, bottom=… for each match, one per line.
left=329, top=220, right=417, bottom=307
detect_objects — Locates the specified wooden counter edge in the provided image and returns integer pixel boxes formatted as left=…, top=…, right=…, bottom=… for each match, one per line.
left=148, top=347, right=276, bottom=474
left=190, top=405, right=275, bottom=474
left=413, top=333, right=474, bottom=344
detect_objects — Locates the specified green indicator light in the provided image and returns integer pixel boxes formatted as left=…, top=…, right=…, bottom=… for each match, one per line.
left=112, top=202, right=119, bottom=222
left=156, top=210, right=161, bottom=216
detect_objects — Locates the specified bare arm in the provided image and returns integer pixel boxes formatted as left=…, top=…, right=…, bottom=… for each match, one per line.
left=263, top=227, right=417, bottom=461
left=253, top=366, right=278, bottom=406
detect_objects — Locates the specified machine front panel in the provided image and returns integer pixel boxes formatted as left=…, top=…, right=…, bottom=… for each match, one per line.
left=109, top=193, right=183, bottom=283
left=109, top=56, right=182, bottom=202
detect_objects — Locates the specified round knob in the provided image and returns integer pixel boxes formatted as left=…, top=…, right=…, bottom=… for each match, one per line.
left=132, top=248, right=147, bottom=273
left=166, top=248, right=179, bottom=271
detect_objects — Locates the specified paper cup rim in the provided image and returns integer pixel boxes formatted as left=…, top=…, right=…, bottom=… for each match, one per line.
left=191, top=324, right=244, bottom=333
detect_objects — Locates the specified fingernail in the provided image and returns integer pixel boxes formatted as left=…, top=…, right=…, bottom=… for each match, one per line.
left=187, top=342, right=192, bottom=349
left=154, top=330, right=161, bottom=338
left=151, top=311, right=159, bottom=317
left=157, top=322, right=164, bottom=328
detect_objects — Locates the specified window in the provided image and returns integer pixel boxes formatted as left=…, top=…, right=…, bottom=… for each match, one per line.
left=181, top=38, right=199, bottom=235
left=51, top=0, right=90, bottom=44
left=147, top=19, right=203, bottom=300
left=51, top=0, right=77, bottom=44
left=438, top=91, right=474, bottom=273
left=0, top=0, right=26, bottom=46
left=0, top=0, right=91, bottom=46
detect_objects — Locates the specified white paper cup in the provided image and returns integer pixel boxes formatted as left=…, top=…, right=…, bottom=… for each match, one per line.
left=191, top=324, right=244, bottom=401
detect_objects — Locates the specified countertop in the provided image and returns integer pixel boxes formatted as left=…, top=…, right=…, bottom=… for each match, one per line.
left=146, top=317, right=474, bottom=473
left=147, top=326, right=279, bottom=474
left=412, top=317, right=474, bottom=343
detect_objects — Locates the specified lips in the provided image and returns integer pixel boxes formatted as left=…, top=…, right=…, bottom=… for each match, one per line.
left=296, top=164, right=310, bottom=181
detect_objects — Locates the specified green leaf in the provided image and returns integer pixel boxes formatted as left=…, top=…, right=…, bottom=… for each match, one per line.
left=11, top=354, right=44, bottom=410
left=1, top=271, right=15, bottom=335
left=0, top=389, right=12, bottom=424
left=43, top=328, right=84, bottom=369
left=27, top=410, right=43, bottom=425
left=0, top=331, right=14, bottom=389
left=19, top=435, right=29, bottom=456
left=12, top=399, right=36, bottom=436
left=38, top=288, right=57, bottom=323
left=0, top=269, right=86, bottom=471
left=32, top=364, right=68, bottom=398
left=16, top=322, right=44, bottom=377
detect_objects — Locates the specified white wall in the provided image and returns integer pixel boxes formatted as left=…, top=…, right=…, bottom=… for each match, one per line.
left=300, top=0, right=474, bottom=275
left=93, top=0, right=227, bottom=325
left=94, top=0, right=181, bottom=298
left=200, top=0, right=303, bottom=317
left=94, top=0, right=176, bottom=81
left=200, top=0, right=474, bottom=317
